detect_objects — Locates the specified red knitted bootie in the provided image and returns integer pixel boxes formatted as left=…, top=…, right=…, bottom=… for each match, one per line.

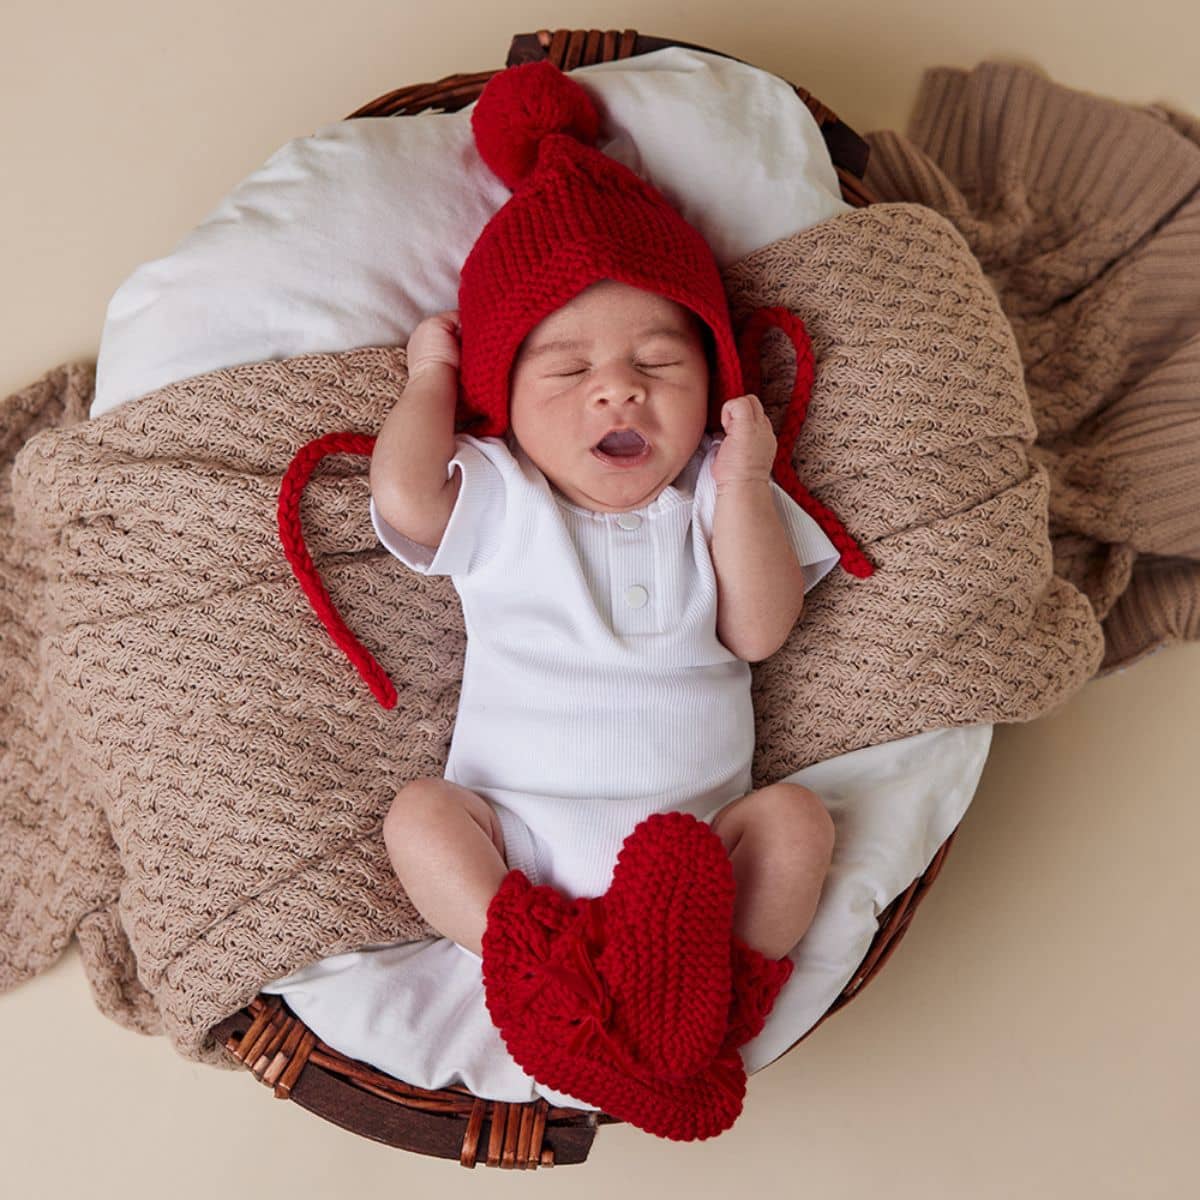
left=481, top=811, right=747, bottom=1140
left=716, top=933, right=796, bottom=1060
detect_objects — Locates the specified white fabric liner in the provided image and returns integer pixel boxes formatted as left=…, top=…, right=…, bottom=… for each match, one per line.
left=89, top=44, right=994, bottom=1106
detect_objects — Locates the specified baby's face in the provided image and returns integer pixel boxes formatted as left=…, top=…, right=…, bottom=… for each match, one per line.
left=508, top=279, right=711, bottom=513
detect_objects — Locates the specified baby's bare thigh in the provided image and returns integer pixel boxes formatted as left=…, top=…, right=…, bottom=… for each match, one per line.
left=710, top=782, right=835, bottom=862
left=385, top=777, right=508, bottom=864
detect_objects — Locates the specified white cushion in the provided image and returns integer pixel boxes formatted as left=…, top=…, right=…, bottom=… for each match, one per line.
left=91, top=47, right=850, bottom=418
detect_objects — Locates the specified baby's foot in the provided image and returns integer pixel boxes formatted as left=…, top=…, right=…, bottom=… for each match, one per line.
left=477, top=816, right=739, bottom=1132
left=593, top=810, right=736, bottom=1078
left=718, top=933, right=795, bottom=1058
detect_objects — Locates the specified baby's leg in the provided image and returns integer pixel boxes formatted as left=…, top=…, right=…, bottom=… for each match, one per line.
left=383, top=778, right=510, bottom=959
left=710, top=783, right=836, bottom=960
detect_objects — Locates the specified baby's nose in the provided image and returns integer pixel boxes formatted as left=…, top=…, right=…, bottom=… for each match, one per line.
left=594, top=365, right=647, bottom=400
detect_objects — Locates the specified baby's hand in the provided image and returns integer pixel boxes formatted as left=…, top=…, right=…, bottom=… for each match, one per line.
left=711, top=394, right=777, bottom=493
left=406, top=309, right=462, bottom=381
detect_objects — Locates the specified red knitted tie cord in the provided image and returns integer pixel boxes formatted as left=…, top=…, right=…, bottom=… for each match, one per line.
left=276, top=307, right=876, bottom=710
left=276, top=430, right=399, bottom=709
left=736, top=307, right=875, bottom=579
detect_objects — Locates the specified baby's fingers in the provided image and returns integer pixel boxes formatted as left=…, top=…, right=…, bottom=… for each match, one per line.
left=721, top=394, right=761, bottom=426
left=433, top=310, right=461, bottom=337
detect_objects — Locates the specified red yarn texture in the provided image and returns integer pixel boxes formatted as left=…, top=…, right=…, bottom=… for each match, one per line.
left=720, top=934, right=795, bottom=1057
left=470, top=57, right=602, bottom=190
left=480, top=810, right=795, bottom=1142
left=457, top=59, right=746, bottom=442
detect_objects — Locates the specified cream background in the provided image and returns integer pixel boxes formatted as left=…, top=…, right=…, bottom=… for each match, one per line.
left=2, top=1, right=1197, bottom=1195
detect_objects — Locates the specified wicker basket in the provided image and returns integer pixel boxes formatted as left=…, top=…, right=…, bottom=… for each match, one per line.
left=211, top=27, right=957, bottom=1169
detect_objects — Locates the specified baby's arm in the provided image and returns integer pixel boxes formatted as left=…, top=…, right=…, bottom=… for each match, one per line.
left=710, top=394, right=805, bottom=663
left=370, top=311, right=463, bottom=548
left=711, top=479, right=805, bottom=662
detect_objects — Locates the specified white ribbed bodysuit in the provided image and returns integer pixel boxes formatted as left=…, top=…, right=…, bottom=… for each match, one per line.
left=369, top=429, right=839, bottom=901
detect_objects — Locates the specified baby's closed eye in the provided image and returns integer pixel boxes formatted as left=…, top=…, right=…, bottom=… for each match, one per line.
left=548, top=361, right=681, bottom=377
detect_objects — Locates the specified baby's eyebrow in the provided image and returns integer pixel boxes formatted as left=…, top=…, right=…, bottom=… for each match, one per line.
left=522, top=327, right=693, bottom=360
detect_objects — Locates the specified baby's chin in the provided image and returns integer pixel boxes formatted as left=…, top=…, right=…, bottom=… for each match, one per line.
left=552, top=455, right=700, bottom=513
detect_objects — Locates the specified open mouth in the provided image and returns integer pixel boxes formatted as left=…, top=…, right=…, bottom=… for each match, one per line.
left=591, top=428, right=651, bottom=467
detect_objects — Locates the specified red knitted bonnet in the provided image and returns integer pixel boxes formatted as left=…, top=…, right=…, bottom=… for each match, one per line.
left=455, top=59, right=744, bottom=438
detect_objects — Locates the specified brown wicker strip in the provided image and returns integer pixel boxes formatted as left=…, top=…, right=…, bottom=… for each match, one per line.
left=564, top=29, right=585, bottom=71
left=274, top=1027, right=317, bottom=1100
left=835, top=166, right=877, bottom=210
left=491, top=1102, right=513, bottom=1167
left=342, top=71, right=497, bottom=119
left=462, top=1099, right=486, bottom=1167
left=793, top=84, right=835, bottom=128
left=257, top=1011, right=294, bottom=1060
left=263, top=1032, right=297, bottom=1087
left=228, top=993, right=279, bottom=1064
left=212, top=28, right=939, bottom=1167
left=529, top=1102, right=550, bottom=1167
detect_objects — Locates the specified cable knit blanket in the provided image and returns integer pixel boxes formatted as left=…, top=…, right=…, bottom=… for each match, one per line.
left=2, top=62, right=1198, bottom=1068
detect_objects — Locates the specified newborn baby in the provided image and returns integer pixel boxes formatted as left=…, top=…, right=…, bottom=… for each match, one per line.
left=370, top=279, right=836, bottom=967
left=363, top=56, right=845, bottom=1138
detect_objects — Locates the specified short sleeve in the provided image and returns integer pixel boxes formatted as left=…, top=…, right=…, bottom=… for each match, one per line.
left=695, top=433, right=840, bottom=593
left=767, top=478, right=841, bottom=593
left=369, top=435, right=509, bottom=577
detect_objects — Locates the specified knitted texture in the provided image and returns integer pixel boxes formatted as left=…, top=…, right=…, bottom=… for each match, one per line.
left=481, top=811, right=744, bottom=1140
left=2, top=62, right=1198, bottom=1072
left=457, top=60, right=745, bottom=438
left=862, top=62, right=1200, bottom=670
left=719, top=935, right=796, bottom=1058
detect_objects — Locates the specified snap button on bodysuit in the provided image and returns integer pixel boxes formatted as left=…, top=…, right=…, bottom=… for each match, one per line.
left=616, top=513, right=642, bottom=530
left=625, top=585, right=648, bottom=608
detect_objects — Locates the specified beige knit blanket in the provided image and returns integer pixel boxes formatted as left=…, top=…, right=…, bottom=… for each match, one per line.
left=2, top=63, right=1198, bottom=1068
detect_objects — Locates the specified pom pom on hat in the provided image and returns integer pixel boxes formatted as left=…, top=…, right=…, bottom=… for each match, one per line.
left=470, top=60, right=602, bottom=190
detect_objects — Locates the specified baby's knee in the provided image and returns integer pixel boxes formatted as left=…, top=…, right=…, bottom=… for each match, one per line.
left=383, top=777, right=447, bottom=845
left=384, top=778, right=508, bottom=865
left=749, top=784, right=836, bottom=864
